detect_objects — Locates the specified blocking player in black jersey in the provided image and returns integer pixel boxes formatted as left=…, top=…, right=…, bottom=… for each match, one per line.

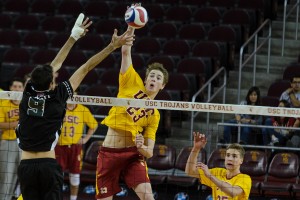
left=16, top=13, right=134, bottom=200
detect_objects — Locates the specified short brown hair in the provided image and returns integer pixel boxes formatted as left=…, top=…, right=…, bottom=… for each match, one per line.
left=226, top=143, right=245, bottom=159
left=146, top=62, right=169, bottom=85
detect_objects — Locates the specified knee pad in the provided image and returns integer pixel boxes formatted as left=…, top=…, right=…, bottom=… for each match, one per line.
left=69, top=173, right=80, bottom=186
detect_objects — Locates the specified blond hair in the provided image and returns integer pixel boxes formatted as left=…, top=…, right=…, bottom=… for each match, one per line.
left=146, top=62, right=169, bottom=85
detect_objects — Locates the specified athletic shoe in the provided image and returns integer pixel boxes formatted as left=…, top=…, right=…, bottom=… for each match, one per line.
left=116, top=187, right=128, bottom=197
left=83, top=185, right=95, bottom=194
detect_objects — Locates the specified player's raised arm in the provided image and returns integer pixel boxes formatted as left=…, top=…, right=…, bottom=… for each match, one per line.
left=120, top=26, right=135, bottom=74
left=69, top=29, right=134, bottom=92
left=50, top=13, right=92, bottom=73
left=185, top=132, right=207, bottom=178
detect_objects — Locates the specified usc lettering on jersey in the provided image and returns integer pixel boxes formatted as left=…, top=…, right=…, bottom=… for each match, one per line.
left=58, top=104, right=97, bottom=145
left=0, top=100, right=19, bottom=140
left=101, top=65, right=160, bottom=141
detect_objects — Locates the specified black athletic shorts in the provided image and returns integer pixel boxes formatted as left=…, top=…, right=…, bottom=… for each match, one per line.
left=18, top=158, right=63, bottom=200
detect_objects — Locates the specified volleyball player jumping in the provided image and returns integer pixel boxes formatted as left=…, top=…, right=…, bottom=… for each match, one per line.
left=16, top=13, right=134, bottom=200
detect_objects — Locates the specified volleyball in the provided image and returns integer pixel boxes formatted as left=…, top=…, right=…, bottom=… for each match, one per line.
left=124, top=6, right=148, bottom=29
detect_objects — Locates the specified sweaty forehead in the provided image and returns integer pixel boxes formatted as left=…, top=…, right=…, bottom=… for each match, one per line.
left=226, top=149, right=240, bottom=156
left=149, top=70, right=164, bottom=77
left=12, top=81, right=23, bottom=87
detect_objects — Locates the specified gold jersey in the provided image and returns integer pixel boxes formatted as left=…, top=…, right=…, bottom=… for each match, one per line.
left=199, top=168, right=251, bottom=200
left=0, top=100, right=19, bottom=140
left=58, top=104, right=98, bottom=145
left=101, top=65, right=160, bottom=141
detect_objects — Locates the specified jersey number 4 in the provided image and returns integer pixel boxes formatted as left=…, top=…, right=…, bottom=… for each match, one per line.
left=27, top=97, right=45, bottom=117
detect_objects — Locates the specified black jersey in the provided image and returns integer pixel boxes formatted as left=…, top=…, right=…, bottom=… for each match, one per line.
left=17, top=81, right=73, bottom=151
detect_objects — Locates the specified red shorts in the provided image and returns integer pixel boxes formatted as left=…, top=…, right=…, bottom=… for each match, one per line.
left=55, top=144, right=83, bottom=174
left=96, top=146, right=150, bottom=199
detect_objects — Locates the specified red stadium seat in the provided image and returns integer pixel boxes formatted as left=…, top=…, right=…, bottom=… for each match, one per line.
left=1, top=48, right=31, bottom=82
left=147, top=144, right=176, bottom=185
left=94, top=54, right=117, bottom=71
left=222, top=9, right=252, bottom=44
left=80, top=140, right=103, bottom=184
left=85, top=1, right=110, bottom=19
left=164, top=73, right=191, bottom=101
left=238, top=0, right=265, bottom=11
left=192, top=40, right=221, bottom=58
left=134, top=37, right=161, bottom=55
left=178, top=24, right=207, bottom=41
left=77, top=34, right=105, bottom=51
left=147, top=55, right=176, bottom=72
left=30, top=0, right=56, bottom=16
left=95, top=19, right=123, bottom=36
left=0, top=30, right=21, bottom=48
left=14, top=15, right=40, bottom=33
left=99, top=69, right=119, bottom=89
left=143, top=4, right=164, bottom=21
left=57, top=0, right=83, bottom=17
left=50, top=33, right=70, bottom=49
left=56, top=68, right=70, bottom=83
left=181, top=0, right=207, bottom=6
left=209, top=0, right=236, bottom=8
left=111, top=3, right=128, bottom=19
left=260, top=152, right=299, bottom=197
left=150, top=22, right=177, bottom=39
left=208, top=25, right=237, bottom=43
left=192, top=41, right=225, bottom=74
left=283, top=64, right=300, bottom=81
left=167, top=146, right=206, bottom=187
left=131, top=54, right=146, bottom=71
left=208, top=25, right=237, bottom=69
left=165, top=6, right=192, bottom=23
left=154, top=0, right=175, bottom=4
left=41, top=16, right=68, bottom=33
left=4, top=0, right=29, bottom=14
left=81, top=69, right=99, bottom=85
left=240, top=150, right=268, bottom=195
left=238, top=0, right=265, bottom=28
left=207, top=148, right=226, bottom=169
left=2, top=48, right=30, bottom=64
left=14, top=65, right=34, bottom=79
left=267, top=80, right=290, bottom=98
left=162, top=39, right=190, bottom=57
left=64, top=50, right=87, bottom=68
left=23, top=31, right=49, bottom=50
left=155, top=90, right=172, bottom=101
left=0, top=14, right=13, bottom=29
left=32, top=49, right=57, bottom=65
left=222, top=9, right=251, bottom=26
left=261, top=96, right=279, bottom=107
left=177, top=57, right=207, bottom=93
left=193, top=7, right=222, bottom=25
left=84, top=84, right=114, bottom=98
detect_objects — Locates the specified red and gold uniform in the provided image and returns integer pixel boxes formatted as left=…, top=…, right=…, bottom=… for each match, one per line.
left=96, top=65, right=160, bottom=198
left=0, top=100, right=19, bottom=140
left=0, top=100, right=21, bottom=200
left=55, top=104, right=97, bottom=173
left=199, top=168, right=251, bottom=200
left=101, top=65, right=160, bottom=141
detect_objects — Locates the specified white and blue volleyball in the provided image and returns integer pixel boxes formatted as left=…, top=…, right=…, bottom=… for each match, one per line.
left=125, top=6, right=148, bottom=29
